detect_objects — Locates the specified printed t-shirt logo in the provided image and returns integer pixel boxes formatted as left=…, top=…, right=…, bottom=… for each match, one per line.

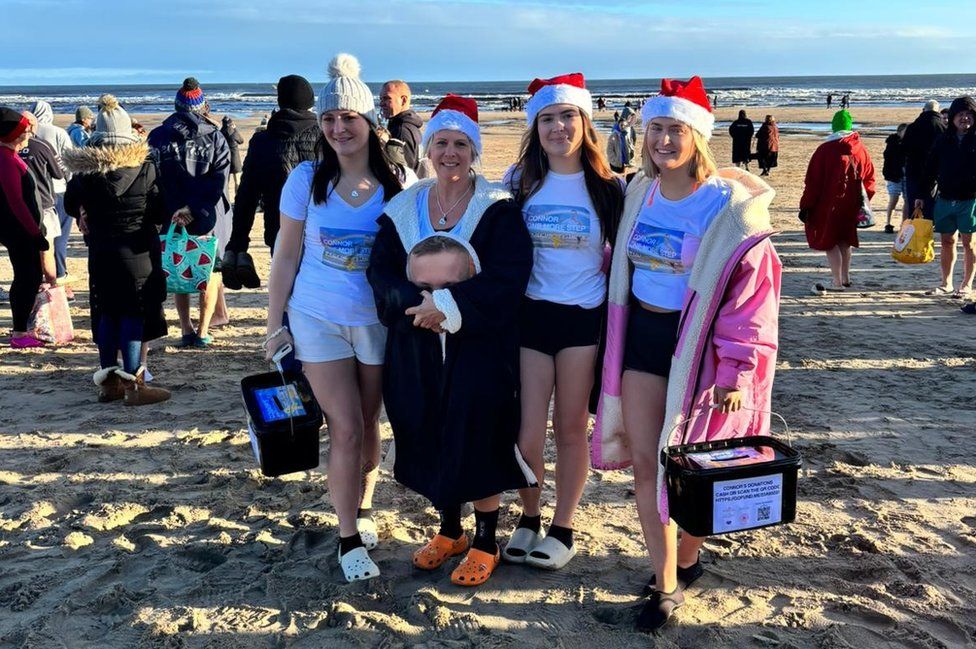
left=319, top=227, right=375, bottom=271
left=628, top=222, right=686, bottom=274
left=524, top=204, right=592, bottom=249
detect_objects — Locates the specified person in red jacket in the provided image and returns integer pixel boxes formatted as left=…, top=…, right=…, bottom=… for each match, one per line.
left=799, top=110, right=876, bottom=294
left=0, top=107, right=47, bottom=348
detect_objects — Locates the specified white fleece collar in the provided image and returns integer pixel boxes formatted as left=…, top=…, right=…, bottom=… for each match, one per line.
left=382, top=175, right=511, bottom=252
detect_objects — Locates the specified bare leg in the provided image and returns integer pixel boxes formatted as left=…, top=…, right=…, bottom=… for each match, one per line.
left=302, top=358, right=365, bottom=538
left=211, top=284, right=230, bottom=327
left=174, top=293, right=194, bottom=336
left=940, top=233, right=958, bottom=290
left=196, top=278, right=220, bottom=339
left=356, top=361, right=383, bottom=510
left=823, top=245, right=844, bottom=287
left=474, top=495, right=501, bottom=513
left=677, top=534, right=706, bottom=568
left=885, top=194, right=899, bottom=226
left=839, top=243, right=853, bottom=286
left=550, top=345, right=598, bottom=528
left=516, top=348, right=556, bottom=518
left=622, top=369, right=677, bottom=593
left=961, top=233, right=975, bottom=292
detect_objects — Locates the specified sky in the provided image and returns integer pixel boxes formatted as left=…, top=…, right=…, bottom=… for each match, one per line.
left=2, top=0, right=975, bottom=85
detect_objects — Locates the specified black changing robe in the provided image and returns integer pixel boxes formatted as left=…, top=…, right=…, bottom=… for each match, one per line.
left=367, top=179, right=534, bottom=509
left=63, top=141, right=168, bottom=341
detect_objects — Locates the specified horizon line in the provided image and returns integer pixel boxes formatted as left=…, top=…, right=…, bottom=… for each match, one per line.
left=3, top=71, right=976, bottom=90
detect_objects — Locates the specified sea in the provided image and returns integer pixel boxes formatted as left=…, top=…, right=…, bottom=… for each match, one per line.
left=3, top=74, right=976, bottom=115
left=4, top=74, right=975, bottom=137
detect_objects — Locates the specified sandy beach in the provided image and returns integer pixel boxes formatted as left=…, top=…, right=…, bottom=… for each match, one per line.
left=1, top=106, right=975, bottom=648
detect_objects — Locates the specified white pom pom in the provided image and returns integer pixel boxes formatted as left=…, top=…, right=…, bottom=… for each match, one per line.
left=98, top=94, right=119, bottom=112
left=328, top=53, right=361, bottom=80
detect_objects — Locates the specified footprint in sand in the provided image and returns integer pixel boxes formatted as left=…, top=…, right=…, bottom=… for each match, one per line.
left=87, top=584, right=147, bottom=615
left=175, top=545, right=229, bottom=573
left=286, top=527, right=331, bottom=557
left=326, top=600, right=365, bottom=630
left=591, top=603, right=640, bottom=628
left=407, top=591, right=485, bottom=639
left=0, top=579, right=46, bottom=611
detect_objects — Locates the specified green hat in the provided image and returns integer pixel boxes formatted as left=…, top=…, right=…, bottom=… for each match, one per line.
left=831, top=110, right=853, bottom=133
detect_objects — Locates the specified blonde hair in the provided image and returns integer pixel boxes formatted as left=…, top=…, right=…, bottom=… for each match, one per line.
left=642, top=127, right=717, bottom=184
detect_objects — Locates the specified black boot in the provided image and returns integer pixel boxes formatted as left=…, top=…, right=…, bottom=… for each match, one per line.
left=221, top=250, right=241, bottom=289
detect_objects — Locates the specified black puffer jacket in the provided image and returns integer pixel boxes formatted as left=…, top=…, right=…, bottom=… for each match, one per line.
left=227, top=108, right=319, bottom=252
left=922, top=97, right=976, bottom=200
left=63, top=141, right=168, bottom=340
left=901, top=110, right=946, bottom=181
left=882, top=133, right=905, bottom=183
left=387, top=109, right=424, bottom=171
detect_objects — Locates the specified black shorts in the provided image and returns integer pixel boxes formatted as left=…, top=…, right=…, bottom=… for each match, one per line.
left=623, top=307, right=681, bottom=377
left=519, top=297, right=603, bottom=356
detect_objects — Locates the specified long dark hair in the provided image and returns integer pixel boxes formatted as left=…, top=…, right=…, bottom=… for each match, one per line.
left=510, top=111, right=623, bottom=245
left=311, top=119, right=404, bottom=205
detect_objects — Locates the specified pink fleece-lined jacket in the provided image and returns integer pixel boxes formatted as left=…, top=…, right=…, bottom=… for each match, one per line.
left=592, top=167, right=782, bottom=523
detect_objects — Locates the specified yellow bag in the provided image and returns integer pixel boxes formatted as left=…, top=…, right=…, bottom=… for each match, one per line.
left=891, top=208, right=935, bottom=264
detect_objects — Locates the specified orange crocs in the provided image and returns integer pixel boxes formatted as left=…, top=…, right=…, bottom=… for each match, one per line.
left=450, top=546, right=501, bottom=586
left=413, top=534, right=469, bottom=570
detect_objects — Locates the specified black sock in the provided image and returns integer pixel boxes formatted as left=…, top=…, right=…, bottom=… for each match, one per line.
left=517, top=513, right=541, bottom=533
left=546, top=524, right=574, bottom=549
left=438, top=504, right=463, bottom=539
left=357, top=507, right=372, bottom=520
left=472, top=508, right=499, bottom=554
left=339, top=533, right=364, bottom=556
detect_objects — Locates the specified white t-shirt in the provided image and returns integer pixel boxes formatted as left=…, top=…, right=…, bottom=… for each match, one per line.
left=280, top=161, right=388, bottom=326
left=505, top=167, right=607, bottom=308
left=628, top=176, right=732, bottom=311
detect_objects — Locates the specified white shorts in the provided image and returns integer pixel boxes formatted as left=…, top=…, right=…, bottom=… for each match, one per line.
left=42, top=207, right=61, bottom=244
left=886, top=180, right=903, bottom=199
left=287, top=307, right=386, bottom=365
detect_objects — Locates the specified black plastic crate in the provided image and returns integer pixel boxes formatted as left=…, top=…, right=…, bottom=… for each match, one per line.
left=662, top=435, right=801, bottom=537
left=241, top=369, right=322, bottom=477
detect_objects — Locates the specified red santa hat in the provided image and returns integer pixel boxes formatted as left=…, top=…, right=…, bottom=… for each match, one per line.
left=524, top=72, right=593, bottom=125
left=640, top=76, right=715, bottom=140
left=422, top=94, right=482, bottom=155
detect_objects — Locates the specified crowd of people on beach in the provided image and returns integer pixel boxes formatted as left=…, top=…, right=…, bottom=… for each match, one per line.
left=2, top=56, right=974, bottom=633
left=800, top=97, right=976, bottom=309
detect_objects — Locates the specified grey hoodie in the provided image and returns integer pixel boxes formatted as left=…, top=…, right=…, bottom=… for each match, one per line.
left=29, top=100, right=72, bottom=189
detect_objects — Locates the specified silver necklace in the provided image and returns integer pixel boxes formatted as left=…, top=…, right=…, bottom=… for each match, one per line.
left=434, top=182, right=472, bottom=226
left=346, top=177, right=371, bottom=199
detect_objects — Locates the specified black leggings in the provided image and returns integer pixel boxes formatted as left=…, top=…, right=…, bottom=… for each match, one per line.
left=0, top=227, right=41, bottom=332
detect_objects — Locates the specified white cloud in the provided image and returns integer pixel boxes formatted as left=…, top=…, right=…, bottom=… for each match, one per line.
left=0, top=68, right=213, bottom=82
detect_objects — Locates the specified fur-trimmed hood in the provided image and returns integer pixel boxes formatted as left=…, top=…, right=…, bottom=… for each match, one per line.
left=62, top=141, right=150, bottom=175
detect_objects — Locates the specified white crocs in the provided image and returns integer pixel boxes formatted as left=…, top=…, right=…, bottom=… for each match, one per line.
left=502, top=527, right=543, bottom=564
left=525, top=536, right=577, bottom=570
left=338, top=546, right=380, bottom=583
left=357, top=517, right=378, bottom=550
